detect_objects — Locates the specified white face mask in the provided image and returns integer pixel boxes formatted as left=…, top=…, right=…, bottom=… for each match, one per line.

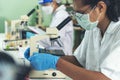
left=42, top=5, right=54, bottom=15
left=75, top=10, right=99, bottom=30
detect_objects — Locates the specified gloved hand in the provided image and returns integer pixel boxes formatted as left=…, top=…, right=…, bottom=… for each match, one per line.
left=24, top=48, right=44, bottom=60
left=28, top=53, right=60, bottom=70
left=24, top=48, right=30, bottom=60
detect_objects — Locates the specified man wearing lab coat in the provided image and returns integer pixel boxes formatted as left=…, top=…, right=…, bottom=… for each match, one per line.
left=24, top=0, right=120, bottom=79
left=38, top=0, right=74, bottom=55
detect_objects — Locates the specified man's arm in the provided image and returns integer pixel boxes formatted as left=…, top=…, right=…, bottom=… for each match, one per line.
left=61, top=56, right=82, bottom=67
left=56, top=57, right=111, bottom=80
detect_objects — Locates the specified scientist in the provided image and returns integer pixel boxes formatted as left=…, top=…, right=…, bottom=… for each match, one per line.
left=37, top=0, right=74, bottom=55
left=24, top=0, right=120, bottom=79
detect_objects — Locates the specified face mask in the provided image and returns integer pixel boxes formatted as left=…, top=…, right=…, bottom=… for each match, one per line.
left=75, top=11, right=99, bottom=30
left=42, top=5, right=54, bottom=15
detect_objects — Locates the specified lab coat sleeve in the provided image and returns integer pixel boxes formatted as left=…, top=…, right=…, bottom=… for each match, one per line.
left=38, top=37, right=51, bottom=48
left=50, top=10, right=69, bottom=28
left=100, top=40, right=120, bottom=80
left=38, top=11, right=68, bottom=48
left=50, top=10, right=73, bottom=55
left=38, top=10, right=73, bottom=55
left=58, top=18, right=73, bottom=55
left=74, top=31, right=89, bottom=67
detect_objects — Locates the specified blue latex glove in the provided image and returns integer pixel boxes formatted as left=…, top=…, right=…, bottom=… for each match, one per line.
left=24, top=48, right=43, bottom=60
left=28, top=53, right=60, bottom=70
left=26, top=32, right=35, bottom=39
left=24, top=48, right=30, bottom=60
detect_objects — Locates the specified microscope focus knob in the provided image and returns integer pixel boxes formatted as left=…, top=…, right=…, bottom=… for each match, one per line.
left=52, top=72, right=57, bottom=77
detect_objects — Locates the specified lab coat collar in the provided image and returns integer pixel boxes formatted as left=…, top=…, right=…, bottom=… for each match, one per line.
left=54, top=5, right=66, bottom=13
left=105, top=19, right=120, bottom=34
left=93, top=18, right=120, bottom=34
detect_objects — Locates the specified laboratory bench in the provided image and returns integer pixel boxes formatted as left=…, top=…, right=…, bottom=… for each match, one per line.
left=0, top=33, right=72, bottom=80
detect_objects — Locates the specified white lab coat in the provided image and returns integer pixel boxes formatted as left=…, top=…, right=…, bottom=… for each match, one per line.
left=74, top=19, right=120, bottom=80
left=39, top=5, right=74, bottom=55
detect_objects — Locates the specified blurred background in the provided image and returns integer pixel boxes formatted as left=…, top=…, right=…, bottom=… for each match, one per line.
left=0, top=0, right=73, bottom=32
left=0, top=0, right=84, bottom=52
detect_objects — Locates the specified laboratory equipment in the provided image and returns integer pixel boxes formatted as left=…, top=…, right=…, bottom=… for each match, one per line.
left=28, top=16, right=72, bottom=79
left=3, top=5, right=42, bottom=51
left=3, top=39, right=29, bottom=51
left=29, top=70, right=66, bottom=79
left=29, top=16, right=72, bottom=56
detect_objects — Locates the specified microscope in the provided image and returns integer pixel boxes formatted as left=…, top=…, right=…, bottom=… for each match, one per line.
left=29, top=16, right=72, bottom=79
left=30, top=16, right=72, bottom=56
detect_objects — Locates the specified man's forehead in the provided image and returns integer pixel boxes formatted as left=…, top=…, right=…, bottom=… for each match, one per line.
left=73, top=0, right=90, bottom=11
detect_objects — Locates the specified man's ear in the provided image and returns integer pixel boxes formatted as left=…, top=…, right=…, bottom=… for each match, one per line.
left=96, top=1, right=107, bottom=15
left=93, top=1, right=107, bottom=22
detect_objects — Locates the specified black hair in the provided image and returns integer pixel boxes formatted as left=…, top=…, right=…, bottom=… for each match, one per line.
left=0, top=51, right=15, bottom=64
left=81, top=0, right=120, bottom=22
left=0, top=51, right=31, bottom=80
